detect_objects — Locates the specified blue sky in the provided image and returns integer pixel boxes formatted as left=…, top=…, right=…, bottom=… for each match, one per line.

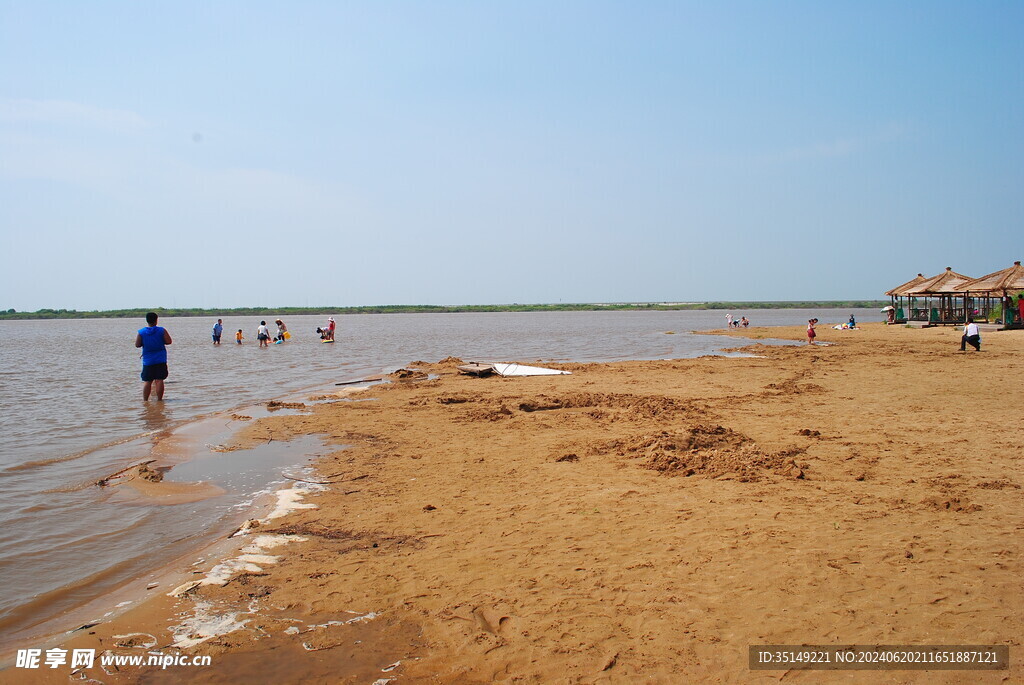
left=1, top=1, right=1021, bottom=309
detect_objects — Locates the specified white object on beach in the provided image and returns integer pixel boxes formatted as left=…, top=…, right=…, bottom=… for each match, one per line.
left=490, top=363, right=571, bottom=377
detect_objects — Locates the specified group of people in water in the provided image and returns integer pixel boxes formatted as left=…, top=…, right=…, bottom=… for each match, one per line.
left=137, top=313, right=340, bottom=401
left=211, top=317, right=335, bottom=347
left=725, top=314, right=750, bottom=328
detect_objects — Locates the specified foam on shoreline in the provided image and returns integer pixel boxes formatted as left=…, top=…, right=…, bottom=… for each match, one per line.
left=167, top=483, right=323, bottom=648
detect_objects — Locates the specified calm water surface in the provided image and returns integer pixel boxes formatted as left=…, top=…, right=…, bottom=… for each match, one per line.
left=0, top=309, right=879, bottom=644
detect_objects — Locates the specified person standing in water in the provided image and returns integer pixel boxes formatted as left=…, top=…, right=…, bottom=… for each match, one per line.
left=135, top=312, right=172, bottom=401
left=212, top=318, right=223, bottom=345
left=326, top=317, right=336, bottom=341
left=257, top=321, right=271, bottom=348
left=275, top=319, right=288, bottom=342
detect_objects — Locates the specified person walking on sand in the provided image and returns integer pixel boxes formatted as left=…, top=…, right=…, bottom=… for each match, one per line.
left=807, top=319, right=817, bottom=345
left=960, top=320, right=981, bottom=352
left=257, top=321, right=271, bottom=348
left=212, top=318, right=223, bottom=345
left=135, top=312, right=172, bottom=401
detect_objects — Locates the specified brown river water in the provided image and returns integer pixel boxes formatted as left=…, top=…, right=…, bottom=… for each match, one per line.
left=0, top=309, right=880, bottom=647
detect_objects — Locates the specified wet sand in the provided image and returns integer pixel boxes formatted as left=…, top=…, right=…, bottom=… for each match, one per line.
left=8, top=323, right=1023, bottom=683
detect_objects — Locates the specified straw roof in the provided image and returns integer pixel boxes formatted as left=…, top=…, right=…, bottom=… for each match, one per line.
left=885, top=273, right=928, bottom=297
left=958, top=261, right=1024, bottom=294
left=907, top=267, right=974, bottom=295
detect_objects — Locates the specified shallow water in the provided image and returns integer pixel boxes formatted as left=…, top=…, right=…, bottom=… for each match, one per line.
left=0, top=308, right=879, bottom=644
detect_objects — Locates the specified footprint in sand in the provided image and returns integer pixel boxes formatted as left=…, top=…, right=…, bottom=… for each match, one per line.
left=472, top=606, right=512, bottom=636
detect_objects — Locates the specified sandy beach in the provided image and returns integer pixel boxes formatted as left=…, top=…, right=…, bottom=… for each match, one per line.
left=8, top=322, right=1022, bottom=684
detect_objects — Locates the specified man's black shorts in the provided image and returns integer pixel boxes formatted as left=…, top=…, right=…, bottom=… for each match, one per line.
left=141, top=363, right=169, bottom=382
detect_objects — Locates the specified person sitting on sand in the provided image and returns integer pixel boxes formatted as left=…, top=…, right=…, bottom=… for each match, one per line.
left=741, top=317, right=749, bottom=328
left=848, top=315, right=856, bottom=329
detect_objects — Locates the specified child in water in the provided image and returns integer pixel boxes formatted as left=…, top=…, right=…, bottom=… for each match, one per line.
left=236, top=329, right=244, bottom=344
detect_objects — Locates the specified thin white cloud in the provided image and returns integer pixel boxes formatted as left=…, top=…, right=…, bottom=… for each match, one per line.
left=778, top=123, right=907, bottom=163
left=0, top=98, right=149, bottom=131
left=779, top=137, right=859, bottom=161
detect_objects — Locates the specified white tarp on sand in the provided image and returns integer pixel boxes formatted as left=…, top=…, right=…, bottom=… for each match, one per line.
left=490, top=363, right=571, bottom=377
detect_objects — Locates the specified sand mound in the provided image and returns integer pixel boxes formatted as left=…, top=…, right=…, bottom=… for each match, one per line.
left=605, top=426, right=806, bottom=481
left=762, top=380, right=825, bottom=396
left=267, top=400, right=306, bottom=410
left=463, top=404, right=515, bottom=422
left=137, top=463, right=165, bottom=482
left=921, top=496, right=983, bottom=513
left=516, top=392, right=695, bottom=418
left=389, top=368, right=428, bottom=380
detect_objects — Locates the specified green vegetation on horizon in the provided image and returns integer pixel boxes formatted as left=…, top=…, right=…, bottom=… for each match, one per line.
left=0, top=301, right=888, bottom=320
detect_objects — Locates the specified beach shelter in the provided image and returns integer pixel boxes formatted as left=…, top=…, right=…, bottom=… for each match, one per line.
left=905, top=267, right=974, bottom=324
left=884, top=273, right=928, bottom=323
left=958, top=261, right=1024, bottom=325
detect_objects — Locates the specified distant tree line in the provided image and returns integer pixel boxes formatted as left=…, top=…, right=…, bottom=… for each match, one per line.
left=0, top=301, right=888, bottom=320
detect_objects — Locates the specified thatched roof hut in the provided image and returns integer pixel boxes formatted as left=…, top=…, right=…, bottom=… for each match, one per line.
left=892, top=267, right=975, bottom=325
left=883, top=264, right=1021, bottom=327
left=958, top=261, right=1024, bottom=295
left=907, top=267, right=973, bottom=295
left=885, top=273, right=928, bottom=297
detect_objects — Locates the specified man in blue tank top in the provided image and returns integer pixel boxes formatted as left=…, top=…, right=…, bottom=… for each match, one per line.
left=135, top=312, right=173, bottom=401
